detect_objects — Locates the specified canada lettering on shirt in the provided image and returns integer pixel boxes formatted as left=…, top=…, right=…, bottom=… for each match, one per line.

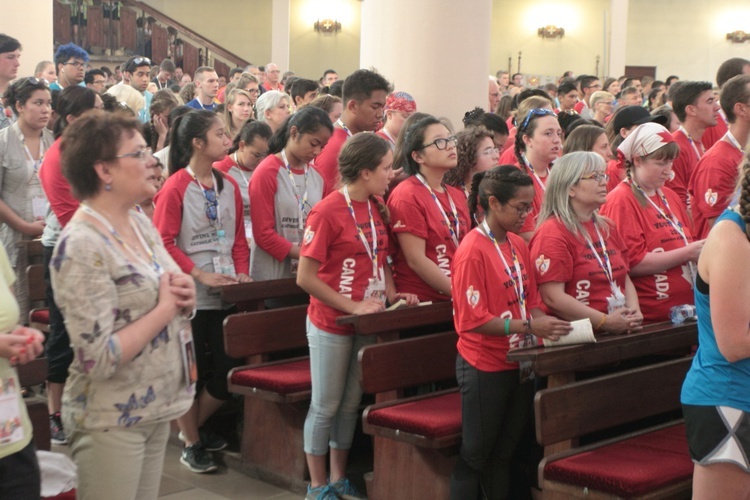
left=301, top=192, right=389, bottom=334
left=689, top=140, right=744, bottom=239
left=452, top=229, right=541, bottom=372
left=600, top=183, right=694, bottom=323
left=387, top=176, right=470, bottom=302
left=529, top=218, right=629, bottom=314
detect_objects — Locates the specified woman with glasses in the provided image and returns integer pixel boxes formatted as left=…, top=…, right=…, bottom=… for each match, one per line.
left=256, top=90, right=292, bottom=134
left=222, top=89, right=254, bottom=140
left=153, top=110, right=251, bottom=474
left=214, top=120, right=272, bottom=247
left=450, top=166, right=571, bottom=499
left=387, top=115, right=470, bottom=302
left=600, top=123, right=702, bottom=323
left=512, top=106, right=562, bottom=241
left=249, top=106, right=332, bottom=282
left=0, top=77, right=53, bottom=320
left=530, top=152, right=643, bottom=334
left=445, top=125, right=499, bottom=199
left=590, top=91, right=616, bottom=126
left=297, top=133, right=418, bottom=499
left=50, top=111, right=196, bottom=499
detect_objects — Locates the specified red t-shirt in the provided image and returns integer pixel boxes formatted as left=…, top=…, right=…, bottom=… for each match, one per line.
left=301, top=192, right=389, bottom=335
left=688, top=139, right=744, bottom=239
left=38, top=138, right=79, bottom=228
left=529, top=218, right=630, bottom=315
left=498, top=143, right=519, bottom=165
left=517, top=164, right=547, bottom=234
left=312, top=127, right=349, bottom=195
left=387, top=176, right=471, bottom=302
left=605, top=158, right=625, bottom=193
left=452, top=228, right=541, bottom=372
left=666, top=129, right=701, bottom=211
left=701, top=113, right=728, bottom=151
left=262, top=81, right=284, bottom=92
left=600, top=183, right=694, bottom=323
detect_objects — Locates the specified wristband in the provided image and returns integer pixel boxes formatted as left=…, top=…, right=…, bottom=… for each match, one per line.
left=524, top=318, right=532, bottom=335
left=596, top=314, right=607, bottom=331
left=504, top=318, right=511, bottom=336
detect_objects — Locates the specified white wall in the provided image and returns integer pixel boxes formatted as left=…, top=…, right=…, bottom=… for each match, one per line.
left=0, top=1, right=54, bottom=79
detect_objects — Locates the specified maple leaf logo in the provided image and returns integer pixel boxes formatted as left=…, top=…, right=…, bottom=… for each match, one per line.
left=657, top=130, right=675, bottom=144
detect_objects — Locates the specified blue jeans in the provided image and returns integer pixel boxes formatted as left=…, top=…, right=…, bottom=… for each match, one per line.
left=303, top=318, right=375, bottom=455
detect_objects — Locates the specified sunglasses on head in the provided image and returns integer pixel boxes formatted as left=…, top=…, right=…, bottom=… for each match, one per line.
left=520, top=108, right=557, bottom=131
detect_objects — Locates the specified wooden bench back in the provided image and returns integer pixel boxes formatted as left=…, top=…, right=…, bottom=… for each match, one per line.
left=221, top=278, right=308, bottom=311
left=359, top=331, right=457, bottom=394
left=223, top=304, right=308, bottom=358
left=337, top=301, right=455, bottom=335
left=535, top=357, right=693, bottom=446
left=26, top=264, right=46, bottom=303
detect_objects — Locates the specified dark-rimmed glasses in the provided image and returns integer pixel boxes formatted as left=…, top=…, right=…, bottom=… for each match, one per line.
left=506, top=202, right=534, bottom=216
left=520, top=108, right=556, bottom=130
left=418, top=136, right=457, bottom=151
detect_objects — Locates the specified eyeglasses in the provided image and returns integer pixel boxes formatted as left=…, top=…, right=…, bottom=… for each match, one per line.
left=506, top=202, right=534, bottom=216
left=116, top=147, right=153, bottom=162
left=245, top=88, right=260, bottom=94
left=580, top=172, right=609, bottom=183
left=251, top=150, right=269, bottom=159
left=64, top=61, right=86, bottom=69
left=520, top=108, right=556, bottom=130
left=586, top=83, right=602, bottom=90
left=418, top=136, right=457, bottom=151
left=479, top=147, right=500, bottom=157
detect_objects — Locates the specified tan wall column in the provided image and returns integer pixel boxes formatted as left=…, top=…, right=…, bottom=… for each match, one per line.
left=360, top=0, right=492, bottom=130
left=272, top=0, right=291, bottom=71
left=0, top=3, right=54, bottom=79
left=608, top=0, right=628, bottom=78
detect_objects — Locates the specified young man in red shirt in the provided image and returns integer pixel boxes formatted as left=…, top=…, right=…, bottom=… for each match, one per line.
left=689, top=75, right=750, bottom=238
left=573, top=75, right=601, bottom=119
left=312, top=69, right=392, bottom=194
left=666, top=81, right=720, bottom=211
left=701, top=57, right=750, bottom=150
left=263, top=63, right=283, bottom=92
left=555, top=82, right=578, bottom=115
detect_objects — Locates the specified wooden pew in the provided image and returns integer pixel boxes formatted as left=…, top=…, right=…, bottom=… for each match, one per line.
left=221, top=278, right=307, bottom=312
left=17, top=357, right=51, bottom=451
left=224, top=304, right=310, bottom=492
left=508, top=321, right=697, bottom=457
left=359, top=331, right=459, bottom=500
left=535, top=357, right=693, bottom=499
left=337, top=301, right=454, bottom=343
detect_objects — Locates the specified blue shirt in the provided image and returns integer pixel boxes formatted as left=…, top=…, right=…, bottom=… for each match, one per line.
left=681, top=209, right=750, bottom=412
left=186, top=98, right=216, bottom=112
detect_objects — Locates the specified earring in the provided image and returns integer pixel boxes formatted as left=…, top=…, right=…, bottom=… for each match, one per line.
left=105, top=183, right=111, bottom=191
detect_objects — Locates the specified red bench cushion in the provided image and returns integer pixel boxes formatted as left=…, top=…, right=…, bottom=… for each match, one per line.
left=544, top=424, right=693, bottom=497
left=230, top=359, right=311, bottom=395
left=367, top=392, right=461, bottom=439
left=31, top=308, right=50, bottom=324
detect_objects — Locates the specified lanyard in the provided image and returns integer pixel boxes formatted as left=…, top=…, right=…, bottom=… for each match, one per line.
left=630, top=181, right=690, bottom=246
left=678, top=126, right=704, bottom=160
left=480, top=221, right=527, bottom=320
left=342, top=186, right=380, bottom=280
left=724, top=130, right=744, bottom=154
left=186, top=166, right=221, bottom=229
left=584, top=222, right=618, bottom=292
left=18, top=131, right=45, bottom=174
left=280, top=149, right=310, bottom=231
left=232, top=152, right=250, bottom=186
left=415, top=173, right=461, bottom=248
left=81, top=204, right=164, bottom=276
left=336, top=119, right=353, bottom=137
left=521, top=154, right=548, bottom=193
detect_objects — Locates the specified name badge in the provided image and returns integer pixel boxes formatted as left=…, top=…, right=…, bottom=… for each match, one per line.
left=363, top=277, right=386, bottom=305
left=179, top=327, right=198, bottom=390
left=32, top=196, right=48, bottom=221
left=0, top=375, right=24, bottom=445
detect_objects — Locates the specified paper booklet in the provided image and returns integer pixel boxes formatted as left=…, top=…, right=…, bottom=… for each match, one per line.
left=386, top=299, right=433, bottom=311
left=542, top=318, right=597, bottom=347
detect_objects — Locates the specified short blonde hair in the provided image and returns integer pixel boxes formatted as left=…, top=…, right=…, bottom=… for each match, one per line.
left=590, top=91, right=615, bottom=109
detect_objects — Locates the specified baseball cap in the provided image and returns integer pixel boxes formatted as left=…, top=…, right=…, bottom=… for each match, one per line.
left=612, top=105, right=667, bottom=135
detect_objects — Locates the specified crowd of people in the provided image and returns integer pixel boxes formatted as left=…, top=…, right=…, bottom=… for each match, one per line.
left=1, top=30, right=750, bottom=500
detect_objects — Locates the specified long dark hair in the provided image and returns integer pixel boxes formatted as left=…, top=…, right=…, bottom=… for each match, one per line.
left=268, top=105, right=332, bottom=154
left=168, top=109, right=224, bottom=192
left=399, top=115, right=442, bottom=176
left=468, top=165, right=533, bottom=224
left=53, top=86, right=98, bottom=139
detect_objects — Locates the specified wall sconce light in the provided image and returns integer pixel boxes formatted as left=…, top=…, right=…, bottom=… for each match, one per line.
left=538, top=25, right=565, bottom=39
left=726, top=30, right=750, bottom=43
left=314, top=19, right=342, bottom=33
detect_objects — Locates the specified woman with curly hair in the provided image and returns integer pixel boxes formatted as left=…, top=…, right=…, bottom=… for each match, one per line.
left=444, top=125, right=499, bottom=198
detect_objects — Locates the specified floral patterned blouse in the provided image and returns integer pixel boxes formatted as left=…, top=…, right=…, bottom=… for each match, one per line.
left=50, top=209, right=194, bottom=432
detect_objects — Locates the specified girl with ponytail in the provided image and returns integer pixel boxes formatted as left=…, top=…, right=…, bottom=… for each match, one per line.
left=153, top=109, right=250, bottom=474
left=451, top=165, right=571, bottom=499
left=248, top=105, right=332, bottom=281
left=681, top=152, right=750, bottom=498
left=297, top=132, right=418, bottom=498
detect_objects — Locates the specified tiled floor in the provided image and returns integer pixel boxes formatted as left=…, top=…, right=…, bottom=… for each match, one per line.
left=51, top=440, right=301, bottom=500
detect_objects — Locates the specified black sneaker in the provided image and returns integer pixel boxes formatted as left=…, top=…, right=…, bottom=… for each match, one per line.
left=180, top=443, right=218, bottom=473
left=178, top=427, right=228, bottom=452
left=49, top=412, right=68, bottom=445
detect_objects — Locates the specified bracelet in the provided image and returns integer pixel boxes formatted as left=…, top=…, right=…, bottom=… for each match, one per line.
left=524, top=318, right=532, bottom=335
left=596, top=314, right=607, bottom=331
left=504, top=318, right=511, bottom=336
